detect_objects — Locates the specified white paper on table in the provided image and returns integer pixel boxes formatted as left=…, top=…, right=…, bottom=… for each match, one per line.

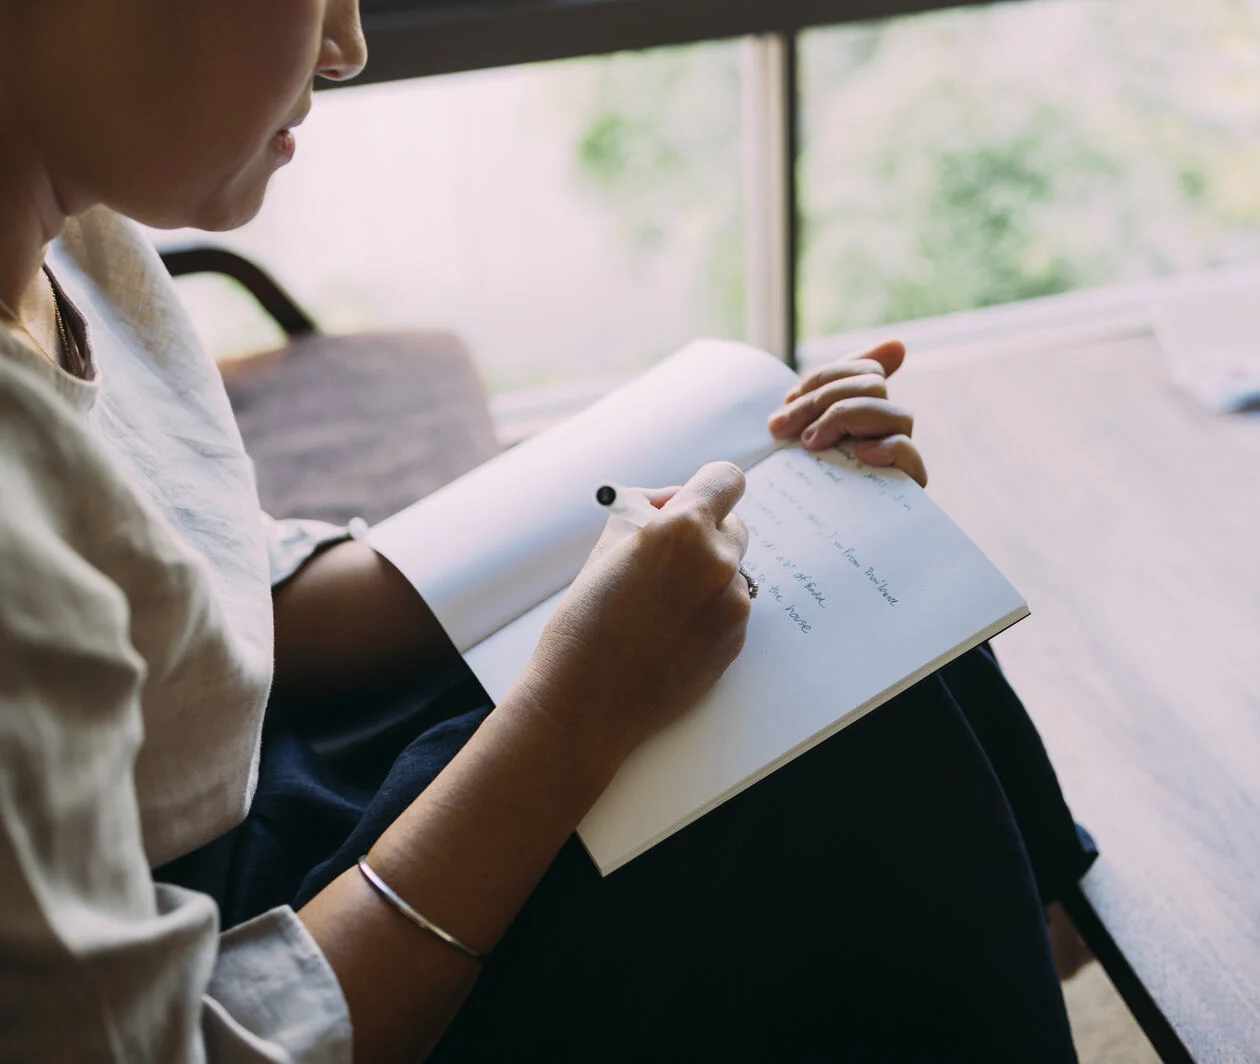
left=1152, top=282, right=1260, bottom=413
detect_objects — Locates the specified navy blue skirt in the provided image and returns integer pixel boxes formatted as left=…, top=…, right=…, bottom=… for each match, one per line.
left=158, top=644, right=1096, bottom=1062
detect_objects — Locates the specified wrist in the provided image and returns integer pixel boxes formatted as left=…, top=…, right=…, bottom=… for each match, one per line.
left=498, top=672, right=632, bottom=789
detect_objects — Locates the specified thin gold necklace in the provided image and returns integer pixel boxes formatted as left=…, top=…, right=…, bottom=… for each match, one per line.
left=0, top=270, right=71, bottom=368
left=48, top=270, right=76, bottom=368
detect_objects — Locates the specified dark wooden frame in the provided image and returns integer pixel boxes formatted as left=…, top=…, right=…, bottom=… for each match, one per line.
left=349, top=0, right=1002, bottom=83
left=1061, top=886, right=1194, bottom=1064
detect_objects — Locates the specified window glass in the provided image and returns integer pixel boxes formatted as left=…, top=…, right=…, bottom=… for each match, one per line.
left=799, top=0, right=1260, bottom=339
left=151, top=43, right=745, bottom=396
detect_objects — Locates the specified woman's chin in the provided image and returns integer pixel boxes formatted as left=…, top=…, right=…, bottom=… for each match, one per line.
left=183, top=195, right=267, bottom=233
left=115, top=132, right=296, bottom=233
left=184, top=170, right=277, bottom=233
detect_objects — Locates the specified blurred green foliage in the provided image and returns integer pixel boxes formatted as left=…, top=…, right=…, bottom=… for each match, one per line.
left=572, top=0, right=1260, bottom=341
left=572, top=43, right=745, bottom=340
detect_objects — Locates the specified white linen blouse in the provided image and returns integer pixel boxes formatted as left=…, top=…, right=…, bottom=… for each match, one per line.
left=0, top=207, right=354, bottom=1062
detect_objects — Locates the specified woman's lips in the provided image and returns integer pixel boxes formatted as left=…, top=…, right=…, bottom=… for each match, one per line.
left=273, top=128, right=297, bottom=164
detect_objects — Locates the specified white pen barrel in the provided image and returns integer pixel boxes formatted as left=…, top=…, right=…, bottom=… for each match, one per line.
left=599, top=484, right=659, bottom=528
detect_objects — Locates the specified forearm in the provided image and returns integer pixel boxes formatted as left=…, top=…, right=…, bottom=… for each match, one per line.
left=272, top=539, right=456, bottom=701
left=298, top=685, right=620, bottom=1064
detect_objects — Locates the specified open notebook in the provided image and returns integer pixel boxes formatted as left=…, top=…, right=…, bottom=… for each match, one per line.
left=369, top=340, right=1028, bottom=874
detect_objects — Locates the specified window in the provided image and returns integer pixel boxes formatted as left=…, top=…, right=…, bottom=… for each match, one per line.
left=152, top=42, right=746, bottom=401
left=799, top=0, right=1260, bottom=339
left=155, top=0, right=1260, bottom=409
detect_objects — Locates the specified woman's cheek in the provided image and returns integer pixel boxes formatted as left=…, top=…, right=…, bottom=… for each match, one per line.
left=213, top=0, right=323, bottom=127
left=122, top=0, right=323, bottom=227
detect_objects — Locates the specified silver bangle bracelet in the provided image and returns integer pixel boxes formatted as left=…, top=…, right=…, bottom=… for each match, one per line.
left=356, top=856, right=487, bottom=961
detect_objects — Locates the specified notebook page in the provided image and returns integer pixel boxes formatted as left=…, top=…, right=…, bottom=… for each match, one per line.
left=466, top=443, right=1028, bottom=874
left=368, top=340, right=797, bottom=653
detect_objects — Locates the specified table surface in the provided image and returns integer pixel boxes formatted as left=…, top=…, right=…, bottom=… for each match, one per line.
left=811, top=281, right=1260, bottom=1063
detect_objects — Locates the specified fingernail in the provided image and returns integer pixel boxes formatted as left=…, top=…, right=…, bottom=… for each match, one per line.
left=769, top=410, right=787, bottom=431
left=801, top=426, right=817, bottom=445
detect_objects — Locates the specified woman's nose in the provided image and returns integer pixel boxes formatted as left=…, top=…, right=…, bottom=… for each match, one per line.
left=318, top=0, right=368, bottom=82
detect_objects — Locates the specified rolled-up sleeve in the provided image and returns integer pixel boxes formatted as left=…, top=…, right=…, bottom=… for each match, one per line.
left=204, top=904, right=352, bottom=1063
left=0, top=450, right=352, bottom=1063
left=262, top=515, right=368, bottom=589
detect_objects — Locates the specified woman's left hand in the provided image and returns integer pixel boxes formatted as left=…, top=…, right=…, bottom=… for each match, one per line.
left=767, top=339, right=928, bottom=488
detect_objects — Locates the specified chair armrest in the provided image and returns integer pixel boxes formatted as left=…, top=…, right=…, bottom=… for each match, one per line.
left=160, top=246, right=318, bottom=338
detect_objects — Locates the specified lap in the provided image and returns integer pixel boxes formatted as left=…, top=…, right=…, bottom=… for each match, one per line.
left=158, top=647, right=1093, bottom=1062
left=435, top=669, right=1075, bottom=1062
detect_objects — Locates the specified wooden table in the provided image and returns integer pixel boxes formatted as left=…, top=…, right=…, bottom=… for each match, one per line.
left=805, top=273, right=1260, bottom=1063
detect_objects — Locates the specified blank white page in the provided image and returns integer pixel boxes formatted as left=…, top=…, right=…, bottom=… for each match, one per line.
left=467, top=443, right=1029, bottom=874
left=368, top=340, right=797, bottom=653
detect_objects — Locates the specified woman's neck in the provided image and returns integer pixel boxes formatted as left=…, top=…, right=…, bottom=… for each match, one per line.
left=0, top=77, right=69, bottom=320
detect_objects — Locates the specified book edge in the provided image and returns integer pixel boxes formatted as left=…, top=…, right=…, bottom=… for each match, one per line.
left=586, top=601, right=1032, bottom=876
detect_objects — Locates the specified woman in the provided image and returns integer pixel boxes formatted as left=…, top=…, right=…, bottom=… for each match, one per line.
left=0, top=1, right=1095, bottom=1061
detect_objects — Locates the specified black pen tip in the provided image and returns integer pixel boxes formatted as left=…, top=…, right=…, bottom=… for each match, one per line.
left=595, top=485, right=617, bottom=507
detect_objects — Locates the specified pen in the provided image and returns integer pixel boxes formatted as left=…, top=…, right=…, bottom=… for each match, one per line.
left=595, top=483, right=659, bottom=528
left=594, top=482, right=759, bottom=599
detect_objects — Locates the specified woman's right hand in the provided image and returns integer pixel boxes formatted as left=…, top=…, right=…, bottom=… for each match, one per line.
left=513, top=461, right=753, bottom=771
left=302, top=463, right=752, bottom=1060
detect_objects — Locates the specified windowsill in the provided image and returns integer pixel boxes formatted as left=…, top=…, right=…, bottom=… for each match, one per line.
left=493, top=258, right=1260, bottom=441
